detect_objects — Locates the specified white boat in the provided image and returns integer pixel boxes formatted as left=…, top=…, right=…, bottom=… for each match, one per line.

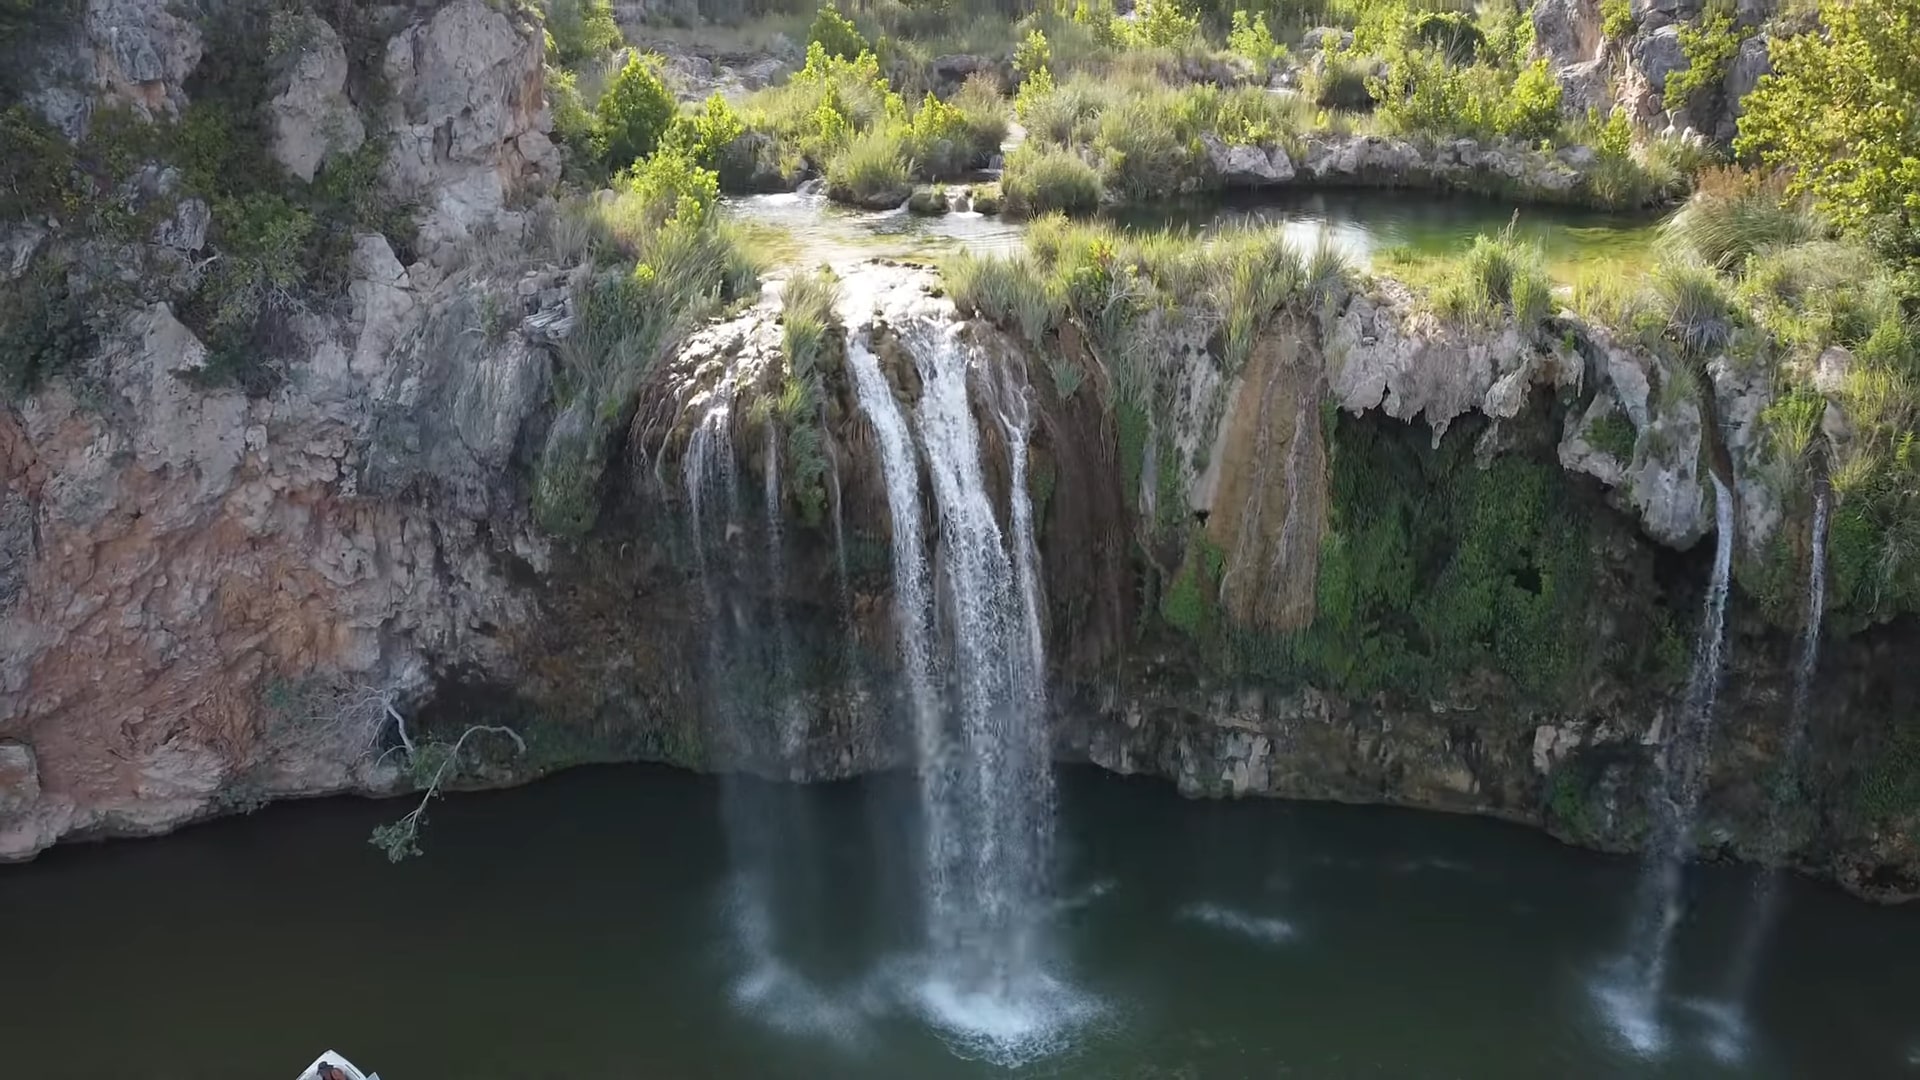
left=297, top=1050, right=381, bottom=1080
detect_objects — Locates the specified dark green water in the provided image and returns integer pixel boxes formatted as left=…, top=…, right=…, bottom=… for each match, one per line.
left=3, top=765, right=1917, bottom=1079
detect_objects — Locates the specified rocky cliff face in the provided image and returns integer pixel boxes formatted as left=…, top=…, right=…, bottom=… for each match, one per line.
left=4, top=0, right=1917, bottom=904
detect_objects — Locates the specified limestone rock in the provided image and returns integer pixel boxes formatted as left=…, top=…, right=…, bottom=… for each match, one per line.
left=1533, top=0, right=1604, bottom=67
left=907, top=187, right=950, bottom=215
left=1631, top=25, right=1688, bottom=96
left=1723, top=35, right=1771, bottom=115
left=1300, top=26, right=1354, bottom=53
left=1202, top=132, right=1295, bottom=186
left=85, top=0, right=203, bottom=117
left=1709, top=354, right=1781, bottom=557
left=0, top=742, right=40, bottom=819
left=150, top=195, right=209, bottom=253
left=270, top=16, right=366, bottom=183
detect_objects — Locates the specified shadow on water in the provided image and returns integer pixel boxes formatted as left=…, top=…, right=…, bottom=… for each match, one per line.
left=3, top=765, right=1919, bottom=1079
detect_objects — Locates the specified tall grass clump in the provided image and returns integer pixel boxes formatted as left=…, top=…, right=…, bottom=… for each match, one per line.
left=825, top=123, right=913, bottom=207
left=780, top=267, right=840, bottom=379
left=1432, top=227, right=1552, bottom=331
left=1654, top=260, right=1736, bottom=357
left=1210, top=225, right=1307, bottom=373
left=1659, top=168, right=1822, bottom=271
left=1001, top=143, right=1103, bottom=216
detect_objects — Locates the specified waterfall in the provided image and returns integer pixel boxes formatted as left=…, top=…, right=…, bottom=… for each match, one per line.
left=1603, top=475, right=1735, bottom=1054
left=846, top=308, right=1093, bottom=1063
left=1709, top=484, right=1829, bottom=1061
left=763, top=426, right=806, bottom=765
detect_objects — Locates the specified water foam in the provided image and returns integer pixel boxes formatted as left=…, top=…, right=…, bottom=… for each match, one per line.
left=1178, top=902, right=1299, bottom=945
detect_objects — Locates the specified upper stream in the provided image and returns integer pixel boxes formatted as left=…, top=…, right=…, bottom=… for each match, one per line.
left=725, top=188, right=1658, bottom=279
left=4, top=765, right=1918, bottom=1079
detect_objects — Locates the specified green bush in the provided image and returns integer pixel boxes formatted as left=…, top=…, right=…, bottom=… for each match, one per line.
left=0, top=265, right=92, bottom=396
left=1228, top=10, right=1286, bottom=72
left=825, top=123, right=913, bottom=206
left=1001, top=143, right=1103, bottom=216
left=951, top=73, right=1008, bottom=163
left=1371, top=50, right=1561, bottom=143
left=596, top=54, right=678, bottom=170
left=1411, top=11, right=1485, bottom=62
left=1014, top=27, right=1052, bottom=77
left=908, top=91, right=976, bottom=178
left=1433, top=229, right=1552, bottom=331
left=1734, top=0, right=1920, bottom=264
left=1123, top=0, right=1200, bottom=49
left=0, top=106, right=76, bottom=219
left=1307, top=50, right=1375, bottom=110
left=1663, top=11, right=1736, bottom=111
left=546, top=66, right=599, bottom=156
left=1601, top=0, right=1635, bottom=38
left=542, top=0, right=621, bottom=65
left=807, top=3, right=869, bottom=62
left=1654, top=260, right=1735, bottom=357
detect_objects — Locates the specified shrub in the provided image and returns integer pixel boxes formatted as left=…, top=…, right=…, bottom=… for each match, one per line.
left=1663, top=11, right=1736, bottom=111
left=807, top=4, right=868, bottom=62
left=1228, top=10, right=1286, bottom=73
left=825, top=123, right=913, bottom=207
left=908, top=92, right=975, bottom=178
left=780, top=267, right=840, bottom=380
left=1122, top=0, right=1200, bottom=49
left=0, top=265, right=92, bottom=396
left=619, top=145, right=722, bottom=228
left=1411, top=11, right=1485, bottom=62
left=1371, top=50, right=1560, bottom=143
left=1002, top=143, right=1103, bottom=216
left=1015, top=27, right=1052, bottom=77
left=1094, top=97, right=1192, bottom=201
left=596, top=54, right=677, bottom=169
left=1734, top=0, right=1920, bottom=264
left=0, top=106, right=76, bottom=219
left=1655, top=261, right=1735, bottom=356
left=542, top=0, right=621, bottom=65
left=666, top=93, right=748, bottom=168
left=1601, top=0, right=1635, bottom=38
left=951, top=73, right=1008, bottom=161
left=1659, top=169, right=1822, bottom=270
left=1433, top=229, right=1552, bottom=330
left=1307, top=50, right=1375, bottom=111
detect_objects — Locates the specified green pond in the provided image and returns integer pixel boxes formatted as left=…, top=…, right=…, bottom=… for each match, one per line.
left=3, top=765, right=1917, bottom=1079
left=724, top=188, right=1660, bottom=281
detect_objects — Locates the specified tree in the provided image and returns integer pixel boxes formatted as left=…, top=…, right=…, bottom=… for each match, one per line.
left=542, top=0, right=622, bottom=65
left=1734, top=0, right=1920, bottom=262
left=595, top=54, right=677, bottom=170
left=806, top=4, right=868, bottom=62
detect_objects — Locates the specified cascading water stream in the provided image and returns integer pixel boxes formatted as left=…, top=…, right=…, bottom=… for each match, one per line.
left=1602, top=475, right=1736, bottom=1054
left=844, top=303, right=1094, bottom=1063
left=1706, top=483, right=1829, bottom=1061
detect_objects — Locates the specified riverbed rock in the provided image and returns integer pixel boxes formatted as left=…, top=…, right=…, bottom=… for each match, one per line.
left=907, top=187, right=950, bottom=215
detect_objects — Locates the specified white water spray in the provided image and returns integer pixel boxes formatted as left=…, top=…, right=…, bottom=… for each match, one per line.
left=1602, top=475, right=1736, bottom=1054
left=1709, top=484, right=1829, bottom=1061
left=845, top=305, right=1095, bottom=1065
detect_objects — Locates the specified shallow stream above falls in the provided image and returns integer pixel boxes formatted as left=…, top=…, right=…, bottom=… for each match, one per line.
left=4, top=765, right=1919, bottom=1079
left=724, top=188, right=1659, bottom=280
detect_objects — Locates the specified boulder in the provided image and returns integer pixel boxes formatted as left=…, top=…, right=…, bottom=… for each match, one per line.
left=1202, top=132, right=1296, bottom=186
left=1629, top=0, right=1694, bottom=31
left=1554, top=57, right=1614, bottom=118
left=85, top=0, right=204, bottom=118
left=1723, top=35, right=1771, bottom=115
left=270, top=16, right=366, bottom=183
left=1300, top=26, right=1354, bottom=53
left=1533, top=0, right=1605, bottom=67
left=1630, top=25, right=1688, bottom=96
left=907, top=187, right=950, bottom=216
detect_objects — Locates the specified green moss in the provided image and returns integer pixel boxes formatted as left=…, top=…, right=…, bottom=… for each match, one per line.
left=1586, top=405, right=1637, bottom=461
left=1116, top=400, right=1149, bottom=505
left=1268, top=412, right=1595, bottom=700
left=1856, top=720, right=1920, bottom=822
left=1161, top=534, right=1225, bottom=639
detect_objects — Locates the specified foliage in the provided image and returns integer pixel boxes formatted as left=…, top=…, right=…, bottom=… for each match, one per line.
left=0, top=264, right=93, bottom=397
left=1227, top=10, right=1286, bottom=72
left=1286, top=413, right=1594, bottom=699
left=1001, top=143, right=1103, bottom=216
left=1370, top=50, right=1560, bottom=143
left=1664, top=11, right=1737, bottom=111
left=1586, top=405, right=1638, bottom=461
left=1856, top=720, right=1920, bottom=821
left=1015, top=26, right=1053, bottom=76
left=1410, top=11, right=1484, bottom=62
left=596, top=54, right=678, bottom=170
left=1658, top=168, right=1821, bottom=270
left=1122, top=0, right=1201, bottom=48
left=1601, top=0, right=1635, bottom=39
left=1305, top=49, right=1374, bottom=110
left=546, top=65, right=600, bottom=160
left=666, top=93, right=750, bottom=171
left=825, top=122, right=913, bottom=204
left=1431, top=228, right=1553, bottom=332
left=807, top=3, right=870, bottom=61
left=1654, top=260, right=1735, bottom=357
left=542, top=0, right=621, bottom=65
left=1734, top=0, right=1920, bottom=264
left=0, top=106, right=76, bottom=219
left=1163, top=536, right=1226, bottom=638
left=534, top=172, right=760, bottom=536
left=780, top=266, right=840, bottom=380
left=907, top=91, right=977, bottom=178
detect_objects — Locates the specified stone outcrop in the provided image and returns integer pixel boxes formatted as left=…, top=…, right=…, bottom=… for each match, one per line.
left=269, top=15, right=366, bottom=183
